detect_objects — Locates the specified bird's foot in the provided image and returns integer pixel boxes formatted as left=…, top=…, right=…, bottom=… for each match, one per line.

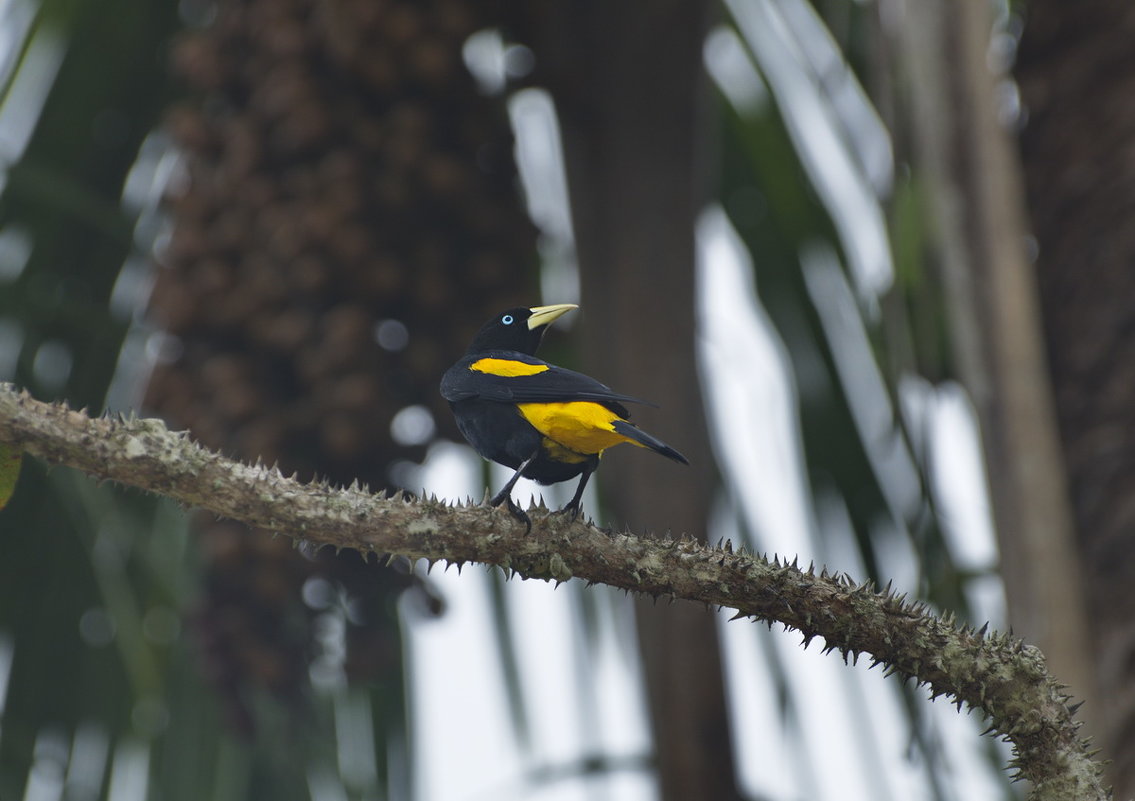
left=489, top=490, right=531, bottom=534
left=559, top=498, right=583, bottom=521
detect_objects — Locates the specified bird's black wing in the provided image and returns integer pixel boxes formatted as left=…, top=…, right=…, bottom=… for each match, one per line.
left=441, top=353, right=655, bottom=417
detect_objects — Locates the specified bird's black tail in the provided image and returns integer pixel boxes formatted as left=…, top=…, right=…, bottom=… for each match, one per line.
left=612, top=420, right=689, bottom=465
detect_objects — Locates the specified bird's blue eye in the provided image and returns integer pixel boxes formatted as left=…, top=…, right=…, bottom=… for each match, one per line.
left=501, top=314, right=514, bottom=325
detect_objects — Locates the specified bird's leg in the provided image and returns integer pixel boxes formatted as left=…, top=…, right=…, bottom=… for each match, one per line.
left=488, top=454, right=533, bottom=508
left=489, top=451, right=538, bottom=532
left=561, top=464, right=595, bottom=520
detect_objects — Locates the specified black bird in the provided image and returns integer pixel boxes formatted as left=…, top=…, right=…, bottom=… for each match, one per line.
left=441, top=304, right=688, bottom=526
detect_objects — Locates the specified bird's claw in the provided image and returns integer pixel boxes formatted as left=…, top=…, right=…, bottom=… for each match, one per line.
left=559, top=500, right=582, bottom=521
left=506, top=498, right=532, bottom=534
left=489, top=492, right=532, bottom=534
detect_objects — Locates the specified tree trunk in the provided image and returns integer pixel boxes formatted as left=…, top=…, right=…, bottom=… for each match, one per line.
left=520, top=2, right=743, bottom=799
left=1016, top=2, right=1135, bottom=794
left=883, top=0, right=1098, bottom=734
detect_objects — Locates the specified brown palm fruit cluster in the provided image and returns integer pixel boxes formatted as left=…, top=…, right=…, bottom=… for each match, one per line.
left=191, top=518, right=443, bottom=736
left=151, top=0, right=538, bottom=476
left=146, top=0, right=537, bottom=731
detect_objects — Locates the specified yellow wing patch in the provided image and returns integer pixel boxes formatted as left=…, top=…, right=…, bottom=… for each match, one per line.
left=517, top=401, right=638, bottom=456
left=470, top=358, right=550, bottom=377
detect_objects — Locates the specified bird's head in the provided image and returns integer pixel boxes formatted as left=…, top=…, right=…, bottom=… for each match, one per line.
left=465, top=304, right=577, bottom=355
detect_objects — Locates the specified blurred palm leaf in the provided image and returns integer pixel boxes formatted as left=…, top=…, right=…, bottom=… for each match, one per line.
left=0, top=2, right=185, bottom=799
left=697, top=1, right=1013, bottom=798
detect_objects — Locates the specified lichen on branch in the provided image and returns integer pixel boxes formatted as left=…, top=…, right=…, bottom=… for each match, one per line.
left=0, top=383, right=1108, bottom=800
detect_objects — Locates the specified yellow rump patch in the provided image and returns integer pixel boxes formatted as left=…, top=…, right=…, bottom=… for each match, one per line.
left=540, top=438, right=592, bottom=464
left=470, top=358, right=550, bottom=377
left=517, top=401, right=638, bottom=456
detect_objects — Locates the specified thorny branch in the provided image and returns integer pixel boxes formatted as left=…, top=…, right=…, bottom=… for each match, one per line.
left=0, top=383, right=1109, bottom=800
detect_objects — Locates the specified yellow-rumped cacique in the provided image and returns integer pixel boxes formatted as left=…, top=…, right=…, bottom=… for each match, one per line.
left=441, top=303, right=688, bottom=527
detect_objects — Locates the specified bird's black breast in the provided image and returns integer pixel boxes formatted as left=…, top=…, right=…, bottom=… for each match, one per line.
left=447, top=397, right=538, bottom=469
